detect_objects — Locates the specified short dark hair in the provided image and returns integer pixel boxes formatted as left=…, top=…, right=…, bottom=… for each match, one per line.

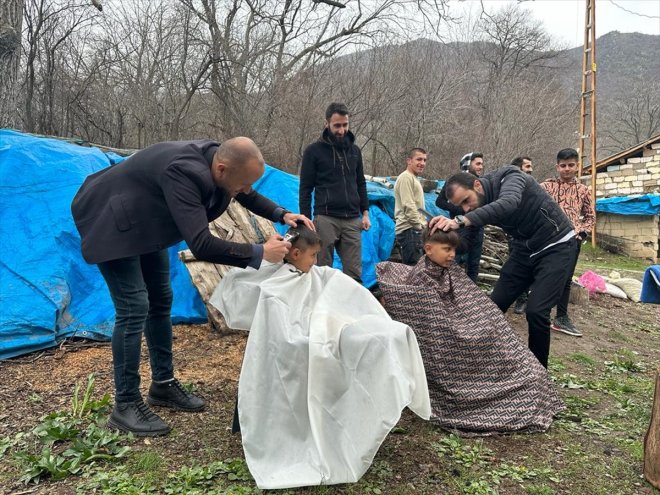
left=422, top=227, right=460, bottom=247
left=511, top=156, right=531, bottom=168
left=325, top=102, right=350, bottom=120
left=471, top=152, right=483, bottom=161
left=408, top=147, right=427, bottom=159
left=556, top=148, right=579, bottom=162
left=444, top=172, right=478, bottom=198
left=287, top=224, right=322, bottom=250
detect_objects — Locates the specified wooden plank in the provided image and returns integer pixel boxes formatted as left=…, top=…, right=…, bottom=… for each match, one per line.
left=178, top=200, right=278, bottom=332
left=644, top=367, right=660, bottom=489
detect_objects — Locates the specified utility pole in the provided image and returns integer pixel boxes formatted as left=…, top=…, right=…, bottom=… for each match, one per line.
left=578, top=0, right=598, bottom=247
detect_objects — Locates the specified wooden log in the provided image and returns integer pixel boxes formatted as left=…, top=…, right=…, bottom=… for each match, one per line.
left=568, top=282, right=589, bottom=306
left=178, top=199, right=277, bottom=332
left=644, top=367, right=660, bottom=489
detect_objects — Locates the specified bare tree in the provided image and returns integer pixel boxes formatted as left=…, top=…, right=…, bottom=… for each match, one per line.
left=21, top=0, right=98, bottom=132
left=0, top=0, right=24, bottom=127
left=602, top=84, right=660, bottom=154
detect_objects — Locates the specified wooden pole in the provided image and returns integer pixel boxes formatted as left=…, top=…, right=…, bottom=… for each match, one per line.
left=578, top=0, right=598, bottom=247
left=590, top=0, right=597, bottom=248
left=578, top=0, right=590, bottom=177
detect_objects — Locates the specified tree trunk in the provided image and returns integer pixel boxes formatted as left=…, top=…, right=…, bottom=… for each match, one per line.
left=0, top=0, right=24, bottom=128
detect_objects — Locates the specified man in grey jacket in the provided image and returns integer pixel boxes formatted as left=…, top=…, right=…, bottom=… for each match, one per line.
left=72, top=137, right=312, bottom=436
left=429, top=166, right=576, bottom=368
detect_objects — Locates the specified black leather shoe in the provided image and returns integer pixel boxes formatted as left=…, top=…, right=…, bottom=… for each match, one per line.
left=108, top=399, right=171, bottom=437
left=147, top=379, right=205, bottom=412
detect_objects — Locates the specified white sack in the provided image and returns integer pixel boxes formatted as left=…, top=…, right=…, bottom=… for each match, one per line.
left=210, top=263, right=430, bottom=489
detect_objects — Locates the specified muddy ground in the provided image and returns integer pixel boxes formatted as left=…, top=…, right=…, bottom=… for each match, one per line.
left=1, top=289, right=659, bottom=495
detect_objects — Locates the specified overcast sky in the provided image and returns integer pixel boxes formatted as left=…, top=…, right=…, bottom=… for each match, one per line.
left=450, top=0, right=660, bottom=48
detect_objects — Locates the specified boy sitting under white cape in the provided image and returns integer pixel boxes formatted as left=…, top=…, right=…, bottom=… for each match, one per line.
left=209, top=224, right=430, bottom=490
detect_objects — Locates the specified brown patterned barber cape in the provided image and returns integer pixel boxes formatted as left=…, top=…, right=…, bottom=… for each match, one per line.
left=376, top=257, right=565, bottom=436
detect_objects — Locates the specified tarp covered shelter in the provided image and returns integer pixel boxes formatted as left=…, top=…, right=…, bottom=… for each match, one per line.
left=0, top=130, right=444, bottom=359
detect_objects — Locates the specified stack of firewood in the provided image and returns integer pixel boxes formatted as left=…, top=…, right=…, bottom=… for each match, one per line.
left=478, top=226, right=509, bottom=284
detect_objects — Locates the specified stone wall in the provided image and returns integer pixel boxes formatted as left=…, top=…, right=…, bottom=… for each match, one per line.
left=579, top=142, right=660, bottom=262
left=590, top=143, right=660, bottom=198
left=596, top=213, right=659, bottom=263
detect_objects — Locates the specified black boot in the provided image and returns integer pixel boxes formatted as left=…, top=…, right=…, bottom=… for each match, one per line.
left=147, top=378, right=205, bottom=412
left=108, top=398, right=171, bottom=437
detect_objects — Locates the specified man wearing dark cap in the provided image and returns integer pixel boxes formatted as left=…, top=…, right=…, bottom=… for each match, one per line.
left=436, top=152, right=485, bottom=282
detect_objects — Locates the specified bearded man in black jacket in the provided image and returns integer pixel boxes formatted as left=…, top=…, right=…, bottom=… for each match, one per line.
left=72, top=137, right=312, bottom=436
left=429, top=166, right=576, bottom=368
left=299, top=103, right=370, bottom=283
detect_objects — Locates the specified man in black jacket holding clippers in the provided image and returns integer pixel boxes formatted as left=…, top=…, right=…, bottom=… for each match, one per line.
left=299, top=103, right=370, bottom=283
left=429, top=166, right=576, bottom=368
left=72, top=137, right=312, bottom=436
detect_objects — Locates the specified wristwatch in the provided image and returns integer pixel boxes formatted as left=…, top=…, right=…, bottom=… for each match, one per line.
left=454, top=215, right=467, bottom=228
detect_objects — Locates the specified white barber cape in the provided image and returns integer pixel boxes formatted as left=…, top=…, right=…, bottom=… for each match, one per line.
left=209, top=262, right=430, bottom=489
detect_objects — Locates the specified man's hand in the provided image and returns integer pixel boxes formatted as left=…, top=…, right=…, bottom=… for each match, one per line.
left=283, top=212, right=315, bottom=231
left=262, top=234, right=291, bottom=263
left=428, top=215, right=459, bottom=233
left=362, top=211, right=371, bottom=231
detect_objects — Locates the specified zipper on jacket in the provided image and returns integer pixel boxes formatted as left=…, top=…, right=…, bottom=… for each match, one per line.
left=540, top=208, right=559, bottom=232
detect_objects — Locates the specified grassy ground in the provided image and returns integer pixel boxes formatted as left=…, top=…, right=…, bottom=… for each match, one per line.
left=576, top=243, right=652, bottom=278
left=1, top=249, right=659, bottom=495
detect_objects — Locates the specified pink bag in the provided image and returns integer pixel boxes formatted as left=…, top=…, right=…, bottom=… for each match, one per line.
left=578, top=270, right=606, bottom=295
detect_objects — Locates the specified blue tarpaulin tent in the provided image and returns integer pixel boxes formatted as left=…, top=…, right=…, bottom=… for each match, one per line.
left=0, top=131, right=206, bottom=360
left=595, top=194, right=660, bottom=216
left=0, top=130, right=444, bottom=359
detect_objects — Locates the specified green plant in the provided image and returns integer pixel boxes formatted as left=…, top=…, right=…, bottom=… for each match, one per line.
left=432, top=435, right=494, bottom=468
left=18, top=423, right=130, bottom=483
left=526, top=485, right=556, bottom=495
left=461, top=478, right=498, bottom=495
left=489, top=464, right=560, bottom=485
left=14, top=374, right=131, bottom=484
left=604, top=356, right=645, bottom=373
left=72, top=374, right=112, bottom=419
left=180, top=381, right=197, bottom=394
left=547, top=357, right=566, bottom=373
left=553, top=373, right=587, bottom=389
left=130, top=450, right=163, bottom=473
left=569, top=353, right=596, bottom=366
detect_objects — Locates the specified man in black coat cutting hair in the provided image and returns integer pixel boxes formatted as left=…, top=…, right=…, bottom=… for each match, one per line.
left=72, top=137, right=312, bottom=436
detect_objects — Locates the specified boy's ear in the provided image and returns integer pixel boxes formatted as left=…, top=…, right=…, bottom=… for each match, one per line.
left=423, top=242, right=432, bottom=255
left=289, top=247, right=301, bottom=260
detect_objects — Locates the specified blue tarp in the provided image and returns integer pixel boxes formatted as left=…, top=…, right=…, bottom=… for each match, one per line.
left=0, top=130, right=206, bottom=360
left=252, top=167, right=446, bottom=288
left=595, top=194, right=660, bottom=216
left=640, top=265, right=660, bottom=304
left=0, top=130, right=443, bottom=359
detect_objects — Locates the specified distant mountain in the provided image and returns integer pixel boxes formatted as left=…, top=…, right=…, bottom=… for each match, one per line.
left=563, top=31, right=660, bottom=101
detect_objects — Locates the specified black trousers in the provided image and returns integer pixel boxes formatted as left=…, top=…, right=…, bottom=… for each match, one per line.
left=490, top=240, right=576, bottom=368
left=556, top=239, right=582, bottom=318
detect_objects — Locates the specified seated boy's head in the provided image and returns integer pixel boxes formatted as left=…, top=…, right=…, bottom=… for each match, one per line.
left=283, top=225, right=322, bottom=273
left=422, top=228, right=459, bottom=268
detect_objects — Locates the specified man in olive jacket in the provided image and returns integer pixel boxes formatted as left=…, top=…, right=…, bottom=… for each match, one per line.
left=72, top=137, right=312, bottom=436
left=429, top=166, right=576, bottom=368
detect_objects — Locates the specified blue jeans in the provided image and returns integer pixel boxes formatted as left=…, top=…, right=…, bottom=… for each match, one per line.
left=396, top=228, right=423, bottom=265
left=98, top=250, right=174, bottom=403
